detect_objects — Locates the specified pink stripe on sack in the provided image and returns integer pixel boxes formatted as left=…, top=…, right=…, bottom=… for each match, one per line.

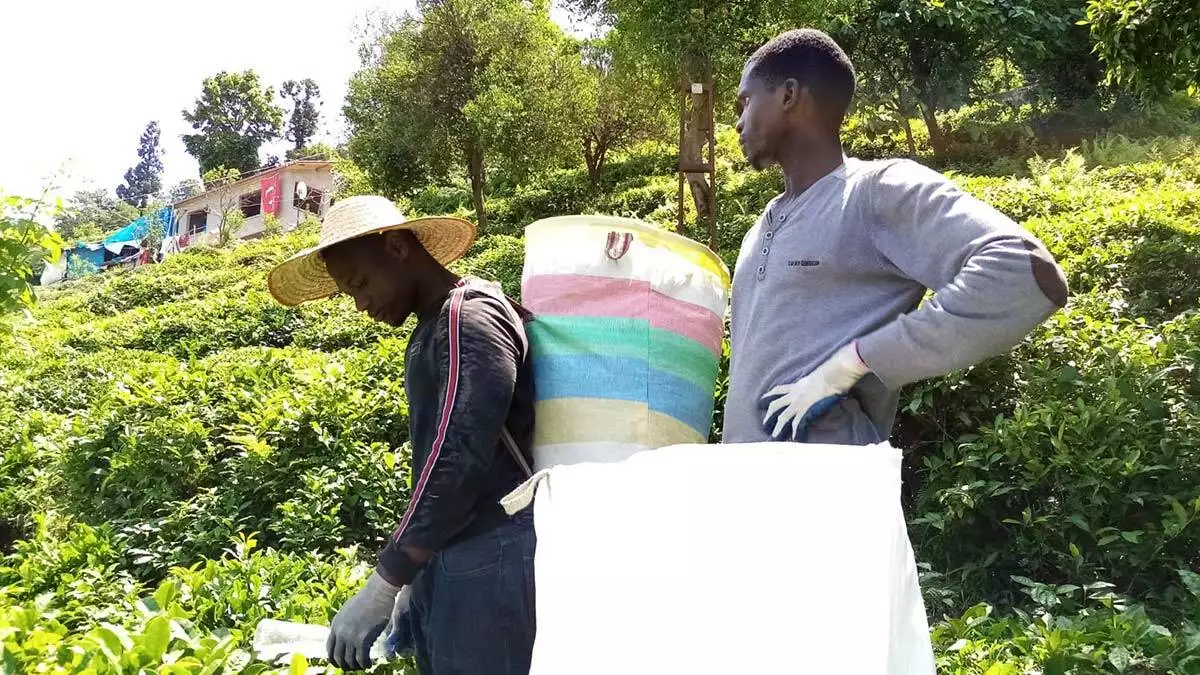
left=393, top=289, right=465, bottom=541
left=523, top=274, right=723, bottom=356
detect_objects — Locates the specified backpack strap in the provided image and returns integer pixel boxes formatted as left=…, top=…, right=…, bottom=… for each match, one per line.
left=500, top=427, right=533, bottom=479
left=492, top=288, right=536, bottom=480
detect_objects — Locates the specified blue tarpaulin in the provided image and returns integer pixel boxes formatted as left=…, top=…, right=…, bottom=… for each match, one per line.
left=67, top=244, right=106, bottom=270
left=62, top=206, right=176, bottom=279
left=103, top=206, right=173, bottom=246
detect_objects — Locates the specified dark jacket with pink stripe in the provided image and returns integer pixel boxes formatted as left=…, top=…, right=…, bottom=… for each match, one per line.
left=376, top=278, right=536, bottom=587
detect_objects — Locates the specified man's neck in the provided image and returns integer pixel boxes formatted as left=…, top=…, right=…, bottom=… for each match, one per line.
left=415, top=266, right=462, bottom=319
left=778, top=136, right=845, bottom=198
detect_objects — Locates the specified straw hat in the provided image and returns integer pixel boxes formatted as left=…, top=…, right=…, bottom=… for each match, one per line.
left=267, top=195, right=476, bottom=307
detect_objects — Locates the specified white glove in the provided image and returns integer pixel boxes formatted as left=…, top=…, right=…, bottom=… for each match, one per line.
left=327, top=572, right=410, bottom=671
left=761, top=342, right=871, bottom=441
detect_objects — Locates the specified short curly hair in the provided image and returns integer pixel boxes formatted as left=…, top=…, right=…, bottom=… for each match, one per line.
left=747, top=29, right=856, bottom=132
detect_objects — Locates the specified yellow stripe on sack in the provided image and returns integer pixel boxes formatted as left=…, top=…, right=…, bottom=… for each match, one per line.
left=533, top=398, right=707, bottom=448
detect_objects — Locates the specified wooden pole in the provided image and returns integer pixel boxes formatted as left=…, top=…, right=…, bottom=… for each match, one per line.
left=677, top=76, right=687, bottom=234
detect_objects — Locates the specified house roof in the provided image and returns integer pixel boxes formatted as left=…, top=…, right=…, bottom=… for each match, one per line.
left=172, top=159, right=333, bottom=209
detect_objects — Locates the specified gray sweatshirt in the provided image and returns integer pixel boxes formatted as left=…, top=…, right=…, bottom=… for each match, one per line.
left=722, top=157, right=1068, bottom=445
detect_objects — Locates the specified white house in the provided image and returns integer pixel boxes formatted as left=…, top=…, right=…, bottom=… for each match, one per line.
left=169, top=160, right=334, bottom=248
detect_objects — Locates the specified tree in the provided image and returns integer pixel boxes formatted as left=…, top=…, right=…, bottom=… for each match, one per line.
left=201, top=167, right=245, bottom=246
left=1084, top=0, right=1200, bottom=100
left=181, top=71, right=284, bottom=174
left=345, top=0, right=580, bottom=232
left=1019, top=0, right=1103, bottom=103
left=167, top=179, right=204, bottom=204
left=834, top=0, right=1076, bottom=159
left=116, top=122, right=164, bottom=208
left=52, top=189, right=139, bottom=243
left=563, top=0, right=814, bottom=223
left=1, top=193, right=63, bottom=315
left=281, top=78, right=322, bottom=151
left=286, top=141, right=340, bottom=161
left=574, top=34, right=670, bottom=183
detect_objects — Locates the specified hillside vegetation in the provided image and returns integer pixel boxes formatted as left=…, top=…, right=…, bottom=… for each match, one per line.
left=3, top=137, right=1200, bottom=673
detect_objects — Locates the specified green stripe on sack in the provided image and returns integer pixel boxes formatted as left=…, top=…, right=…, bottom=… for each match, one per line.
left=528, top=315, right=719, bottom=390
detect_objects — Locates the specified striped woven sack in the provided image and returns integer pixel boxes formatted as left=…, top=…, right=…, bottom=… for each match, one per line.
left=520, top=215, right=731, bottom=470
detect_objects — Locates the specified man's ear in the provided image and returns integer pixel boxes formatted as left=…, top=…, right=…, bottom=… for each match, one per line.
left=381, top=230, right=412, bottom=261
left=780, top=78, right=802, bottom=112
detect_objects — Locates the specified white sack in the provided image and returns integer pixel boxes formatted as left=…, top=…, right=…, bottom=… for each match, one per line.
left=40, top=259, right=67, bottom=286
left=506, top=441, right=935, bottom=675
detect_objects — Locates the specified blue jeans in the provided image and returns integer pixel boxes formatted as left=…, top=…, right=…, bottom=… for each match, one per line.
left=390, top=508, right=537, bottom=675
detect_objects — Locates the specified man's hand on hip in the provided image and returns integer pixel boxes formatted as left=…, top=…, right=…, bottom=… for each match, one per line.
left=761, top=342, right=871, bottom=441
left=327, top=571, right=410, bottom=671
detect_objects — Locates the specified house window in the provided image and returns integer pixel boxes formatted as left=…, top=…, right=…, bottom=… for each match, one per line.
left=240, top=190, right=262, bottom=218
left=187, top=210, right=208, bottom=235
left=294, top=186, right=324, bottom=215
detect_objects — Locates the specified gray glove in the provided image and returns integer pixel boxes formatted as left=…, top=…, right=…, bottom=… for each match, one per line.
left=327, top=571, right=410, bottom=671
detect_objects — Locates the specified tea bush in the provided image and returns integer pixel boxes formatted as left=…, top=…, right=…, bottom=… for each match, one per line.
left=54, top=342, right=414, bottom=575
left=0, top=523, right=414, bottom=673
left=909, top=294, right=1200, bottom=608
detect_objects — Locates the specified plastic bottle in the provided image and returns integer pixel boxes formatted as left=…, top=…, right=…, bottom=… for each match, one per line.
left=252, top=618, right=390, bottom=663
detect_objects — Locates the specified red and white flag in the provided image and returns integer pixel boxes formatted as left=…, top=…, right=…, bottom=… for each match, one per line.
left=261, top=171, right=282, bottom=216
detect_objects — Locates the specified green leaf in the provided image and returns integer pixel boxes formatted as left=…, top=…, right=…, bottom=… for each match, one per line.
left=1, top=646, right=18, bottom=675
left=1108, top=644, right=1131, bottom=671
left=140, top=616, right=172, bottom=661
left=984, top=664, right=1018, bottom=675
left=1149, top=624, right=1172, bottom=637
left=1167, top=496, right=1190, bottom=523
left=289, top=653, right=308, bottom=675
left=198, top=636, right=237, bottom=675
left=1031, top=586, right=1060, bottom=607
left=95, top=623, right=134, bottom=654
left=1179, top=569, right=1200, bottom=599
left=154, top=580, right=181, bottom=611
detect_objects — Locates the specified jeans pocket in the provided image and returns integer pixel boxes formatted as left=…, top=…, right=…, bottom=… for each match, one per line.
left=806, top=397, right=882, bottom=445
left=438, top=530, right=503, bottom=578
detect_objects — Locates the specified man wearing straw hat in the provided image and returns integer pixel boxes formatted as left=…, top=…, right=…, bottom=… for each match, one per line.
left=268, top=196, right=538, bottom=674
left=726, top=29, right=1068, bottom=445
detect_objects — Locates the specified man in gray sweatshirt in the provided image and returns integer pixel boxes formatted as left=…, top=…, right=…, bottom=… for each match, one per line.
left=724, top=29, right=1068, bottom=445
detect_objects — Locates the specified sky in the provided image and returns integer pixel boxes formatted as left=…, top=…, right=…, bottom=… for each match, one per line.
left=0, top=0, right=597, bottom=203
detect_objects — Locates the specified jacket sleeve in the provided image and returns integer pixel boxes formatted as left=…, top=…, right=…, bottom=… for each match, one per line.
left=376, top=291, right=522, bottom=587
left=855, top=159, right=1068, bottom=390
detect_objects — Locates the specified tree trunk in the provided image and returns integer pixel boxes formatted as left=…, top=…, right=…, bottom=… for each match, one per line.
left=594, top=147, right=608, bottom=183
left=583, top=137, right=604, bottom=185
left=919, top=100, right=946, bottom=159
left=681, top=86, right=714, bottom=229
left=907, top=41, right=947, bottom=160
left=902, top=116, right=916, bottom=157
left=467, top=143, right=487, bottom=233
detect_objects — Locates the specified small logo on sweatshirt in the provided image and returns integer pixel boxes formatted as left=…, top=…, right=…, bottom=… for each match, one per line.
left=788, top=259, right=820, bottom=267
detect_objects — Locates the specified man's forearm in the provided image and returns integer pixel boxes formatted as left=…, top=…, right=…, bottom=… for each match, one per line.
left=857, top=235, right=1066, bottom=390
